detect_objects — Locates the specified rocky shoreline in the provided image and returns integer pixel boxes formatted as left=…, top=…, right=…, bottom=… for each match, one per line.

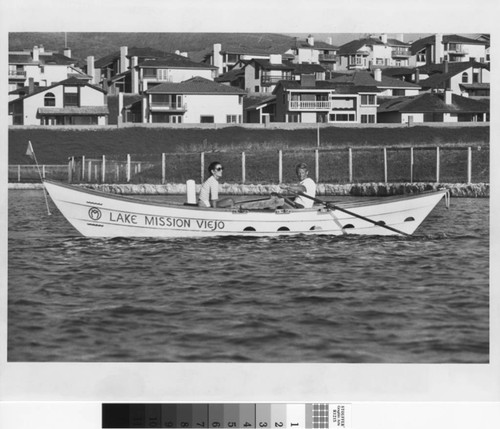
left=9, top=182, right=489, bottom=197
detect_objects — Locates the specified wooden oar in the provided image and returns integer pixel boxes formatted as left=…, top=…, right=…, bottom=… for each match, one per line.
left=295, top=191, right=411, bottom=237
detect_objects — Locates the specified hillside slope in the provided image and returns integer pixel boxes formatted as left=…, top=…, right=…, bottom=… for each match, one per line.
left=9, top=32, right=296, bottom=64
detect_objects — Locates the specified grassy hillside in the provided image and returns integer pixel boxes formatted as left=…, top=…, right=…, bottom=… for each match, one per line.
left=9, top=125, right=489, bottom=165
left=9, top=32, right=296, bottom=64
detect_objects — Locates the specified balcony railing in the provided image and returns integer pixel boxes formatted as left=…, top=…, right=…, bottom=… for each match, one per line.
left=150, top=102, right=187, bottom=111
left=448, top=48, right=468, bottom=55
left=319, top=54, right=337, bottom=61
left=8, top=70, right=27, bottom=78
left=391, top=50, right=411, bottom=58
left=289, top=100, right=331, bottom=110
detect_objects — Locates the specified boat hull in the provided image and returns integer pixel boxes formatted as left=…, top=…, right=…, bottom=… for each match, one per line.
left=43, top=180, right=448, bottom=238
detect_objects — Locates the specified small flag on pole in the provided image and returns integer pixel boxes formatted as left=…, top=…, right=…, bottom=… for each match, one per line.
left=26, top=141, right=35, bottom=160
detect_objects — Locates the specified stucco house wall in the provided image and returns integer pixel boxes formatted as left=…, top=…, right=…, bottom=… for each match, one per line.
left=182, top=94, right=243, bottom=123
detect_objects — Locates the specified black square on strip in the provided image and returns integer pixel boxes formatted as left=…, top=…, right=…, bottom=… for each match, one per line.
left=102, top=404, right=130, bottom=428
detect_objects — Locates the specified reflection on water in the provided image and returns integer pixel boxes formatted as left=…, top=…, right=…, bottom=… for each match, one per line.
left=8, top=190, right=489, bottom=362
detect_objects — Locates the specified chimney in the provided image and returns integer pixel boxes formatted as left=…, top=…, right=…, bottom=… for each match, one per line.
left=398, top=34, right=404, bottom=42
left=117, top=92, right=124, bottom=125
left=87, top=56, right=95, bottom=84
left=434, top=34, right=443, bottom=63
left=270, top=54, right=282, bottom=64
left=120, top=46, right=129, bottom=73
left=307, top=34, right=314, bottom=46
left=131, top=56, right=139, bottom=93
left=380, top=33, right=388, bottom=44
left=64, top=48, right=71, bottom=58
left=213, top=43, right=223, bottom=74
left=415, top=68, right=420, bottom=83
left=374, top=68, right=382, bottom=82
left=32, top=46, right=39, bottom=62
left=39, top=45, right=45, bottom=54
left=301, top=74, right=316, bottom=87
left=444, top=90, right=452, bottom=104
left=28, top=77, right=35, bottom=94
left=327, top=37, right=333, bottom=45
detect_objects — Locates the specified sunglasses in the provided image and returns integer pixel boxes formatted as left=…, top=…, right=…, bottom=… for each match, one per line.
left=215, top=167, right=224, bottom=171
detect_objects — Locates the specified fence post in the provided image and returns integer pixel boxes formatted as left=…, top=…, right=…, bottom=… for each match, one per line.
left=315, top=149, right=319, bottom=183
left=200, top=152, right=205, bottom=183
left=18, top=165, right=21, bottom=183
left=278, top=150, right=283, bottom=184
left=467, top=147, right=472, bottom=184
left=88, top=160, right=92, bottom=182
left=42, top=165, right=46, bottom=179
left=126, top=154, right=131, bottom=182
left=241, top=151, right=246, bottom=184
left=436, top=147, right=440, bottom=183
left=383, top=147, right=387, bottom=183
left=410, top=147, right=414, bottom=183
left=162, top=153, right=166, bottom=184
left=68, top=159, right=72, bottom=183
left=348, top=148, right=353, bottom=182
left=82, top=155, right=85, bottom=180
left=102, top=155, right=106, bottom=183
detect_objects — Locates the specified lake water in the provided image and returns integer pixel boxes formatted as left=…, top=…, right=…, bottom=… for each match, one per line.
left=7, top=190, right=489, bottom=363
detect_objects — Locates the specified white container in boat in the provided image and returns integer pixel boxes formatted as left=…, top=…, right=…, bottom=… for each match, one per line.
left=186, top=179, right=196, bottom=204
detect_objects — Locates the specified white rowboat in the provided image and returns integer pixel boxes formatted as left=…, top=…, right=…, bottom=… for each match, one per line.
left=43, top=180, right=449, bottom=238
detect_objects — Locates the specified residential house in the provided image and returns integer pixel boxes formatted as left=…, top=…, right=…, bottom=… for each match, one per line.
left=410, top=34, right=489, bottom=66
left=377, top=91, right=489, bottom=124
left=96, top=46, right=217, bottom=94
left=242, top=55, right=294, bottom=94
left=336, top=34, right=411, bottom=71
left=416, top=61, right=490, bottom=97
left=272, top=75, right=380, bottom=124
left=285, top=35, right=338, bottom=68
left=138, top=76, right=246, bottom=124
left=206, top=43, right=293, bottom=74
left=8, top=76, right=108, bottom=126
left=217, top=56, right=326, bottom=94
left=8, top=45, right=87, bottom=93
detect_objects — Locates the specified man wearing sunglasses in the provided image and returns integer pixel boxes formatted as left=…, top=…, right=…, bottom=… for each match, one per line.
left=198, top=161, right=234, bottom=208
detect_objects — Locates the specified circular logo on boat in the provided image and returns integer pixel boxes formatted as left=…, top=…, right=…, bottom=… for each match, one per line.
left=88, top=207, right=102, bottom=221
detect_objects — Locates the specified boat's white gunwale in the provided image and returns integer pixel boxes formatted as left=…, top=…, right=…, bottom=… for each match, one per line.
left=43, top=180, right=447, bottom=212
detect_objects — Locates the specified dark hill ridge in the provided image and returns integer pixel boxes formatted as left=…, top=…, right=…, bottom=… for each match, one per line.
left=9, top=32, right=297, bottom=64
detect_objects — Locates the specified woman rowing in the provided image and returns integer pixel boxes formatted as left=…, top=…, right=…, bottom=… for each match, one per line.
left=198, top=161, right=234, bottom=208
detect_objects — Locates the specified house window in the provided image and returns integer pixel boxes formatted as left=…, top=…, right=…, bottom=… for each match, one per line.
left=329, top=113, right=356, bottom=122
left=44, top=92, right=56, bottom=106
left=360, top=94, right=376, bottom=105
left=63, top=87, right=79, bottom=107
left=392, top=89, right=405, bottom=96
left=361, top=114, right=376, bottom=123
left=158, top=69, right=170, bottom=81
left=200, top=115, right=214, bottom=123
left=287, top=113, right=300, bottom=123
left=462, top=72, right=468, bottom=83
left=376, top=58, right=384, bottom=65
left=254, top=86, right=260, bottom=92
left=226, top=115, right=238, bottom=123
left=254, top=65, right=259, bottom=79
left=239, top=95, right=243, bottom=105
